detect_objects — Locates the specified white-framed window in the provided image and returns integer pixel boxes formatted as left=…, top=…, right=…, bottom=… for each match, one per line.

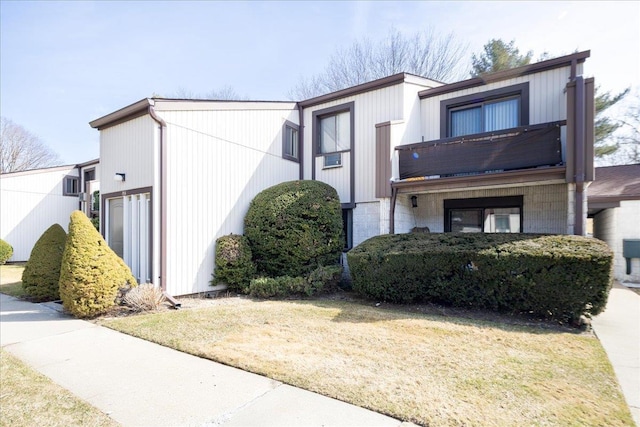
left=63, top=176, right=79, bottom=196
left=282, top=121, right=299, bottom=162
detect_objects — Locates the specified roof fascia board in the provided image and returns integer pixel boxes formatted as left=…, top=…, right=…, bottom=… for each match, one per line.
left=152, top=100, right=298, bottom=111
left=419, top=50, right=591, bottom=99
left=89, top=98, right=152, bottom=130
left=0, top=164, right=78, bottom=177
left=299, top=73, right=409, bottom=108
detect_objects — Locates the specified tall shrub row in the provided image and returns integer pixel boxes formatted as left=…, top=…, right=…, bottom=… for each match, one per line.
left=347, top=233, right=613, bottom=322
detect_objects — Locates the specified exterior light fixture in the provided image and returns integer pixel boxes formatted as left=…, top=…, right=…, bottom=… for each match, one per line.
left=411, top=195, right=418, bottom=208
left=114, top=173, right=126, bottom=182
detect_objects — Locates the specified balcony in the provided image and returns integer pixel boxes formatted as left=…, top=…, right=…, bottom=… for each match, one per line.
left=396, top=122, right=564, bottom=181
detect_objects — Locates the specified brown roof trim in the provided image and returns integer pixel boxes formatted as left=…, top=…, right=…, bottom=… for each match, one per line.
left=89, top=99, right=152, bottom=130
left=589, top=195, right=640, bottom=204
left=391, top=166, right=567, bottom=193
left=77, top=158, right=100, bottom=168
left=299, top=73, right=437, bottom=108
left=0, top=164, right=78, bottom=177
left=419, top=50, right=591, bottom=99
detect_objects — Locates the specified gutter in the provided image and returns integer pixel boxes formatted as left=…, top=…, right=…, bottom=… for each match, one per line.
left=573, top=76, right=586, bottom=236
left=147, top=103, right=180, bottom=309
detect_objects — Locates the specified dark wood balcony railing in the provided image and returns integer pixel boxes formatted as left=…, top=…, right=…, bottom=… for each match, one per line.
left=397, top=122, right=563, bottom=180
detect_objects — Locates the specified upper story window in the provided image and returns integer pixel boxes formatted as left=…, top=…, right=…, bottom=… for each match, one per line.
left=282, top=121, right=299, bottom=162
left=441, top=83, right=529, bottom=138
left=63, top=176, right=79, bottom=196
left=313, top=102, right=354, bottom=168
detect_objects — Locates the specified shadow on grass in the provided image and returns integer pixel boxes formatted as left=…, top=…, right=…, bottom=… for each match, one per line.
left=250, top=292, right=586, bottom=336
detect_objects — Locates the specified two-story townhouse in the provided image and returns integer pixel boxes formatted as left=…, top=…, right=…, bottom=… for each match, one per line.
left=87, top=50, right=594, bottom=297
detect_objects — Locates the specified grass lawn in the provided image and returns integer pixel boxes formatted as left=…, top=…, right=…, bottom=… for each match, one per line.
left=0, top=263, right=27, bottom=298
left=99, top=297, right=634, bottom=427
left=0, top=349, right=117, bottom=427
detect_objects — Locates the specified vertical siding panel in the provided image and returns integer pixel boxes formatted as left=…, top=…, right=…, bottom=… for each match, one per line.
left=0, top=167, right=80, bottom=260
left=100, top=115, right=156, bottom=195
left=162, top=106, right=299, bottom=295
left=419, top=66, right=572, bottom=141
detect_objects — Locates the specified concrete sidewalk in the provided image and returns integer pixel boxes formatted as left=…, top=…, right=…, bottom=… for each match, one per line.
left=0, top=294, right=402, bottom=427
left=592, top=283, right=640, bottom=427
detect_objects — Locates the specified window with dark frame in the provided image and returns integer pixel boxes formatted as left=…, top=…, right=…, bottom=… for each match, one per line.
left=282, top=121, right=299, bottom=162
left=315, top=106, right=352, bottom=168
left=444, top=196, right=523, bottom=233
left=63, top=176, right=79, bottom=196
left=441, top=83, right=529, bottom=138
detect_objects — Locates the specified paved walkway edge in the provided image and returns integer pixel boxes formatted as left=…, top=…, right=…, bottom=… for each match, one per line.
left=592, top=284, right=640, bottom=427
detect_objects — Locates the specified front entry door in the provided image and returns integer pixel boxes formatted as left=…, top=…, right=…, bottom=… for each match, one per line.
left=108, top=198, right=124, bottom=258
left=107, top=193, right=151, bottom=283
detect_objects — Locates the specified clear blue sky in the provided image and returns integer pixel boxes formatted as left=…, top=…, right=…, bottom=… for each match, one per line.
left=1, top=0, right=638, bottom=165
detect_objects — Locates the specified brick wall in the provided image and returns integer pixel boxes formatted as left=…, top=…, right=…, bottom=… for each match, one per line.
left=407, top=184, right=571, bottom=234
left=594, top=200, right=640, bottom=283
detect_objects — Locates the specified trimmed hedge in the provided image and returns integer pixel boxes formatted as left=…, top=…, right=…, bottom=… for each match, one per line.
left=0, top=238, right=13, bottom=264
left=22, top=224, right=67, bottom=302
left=347, top=233, right=613, bottom=322
left=59, top=211, right=137, bottom=318
left=244, top=180, right=343, bottom=277
left=212, top=234, right=256, bottom=292
left=249, top=265, right=343, bottom=299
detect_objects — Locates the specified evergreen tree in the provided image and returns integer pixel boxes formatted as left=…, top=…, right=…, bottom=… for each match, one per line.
left=471, top=39, right=533, bottom=76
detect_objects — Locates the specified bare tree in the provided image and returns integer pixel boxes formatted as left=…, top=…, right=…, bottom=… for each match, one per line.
left=0, top=117, right=61, bottom=173
left=167, top=85, right=248, bottom=100
left=288, top=28, right=468, bottom=100
left=598, top=90, right=640, bottom=165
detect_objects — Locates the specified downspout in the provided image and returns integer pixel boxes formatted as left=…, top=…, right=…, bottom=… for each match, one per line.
left=298, top=104, right=304, bottom=180
left=574, top=76, right=586, bottom=236
left=148, top=103, right=181, bottom=309
left=389, top=186, right=398, bottom=234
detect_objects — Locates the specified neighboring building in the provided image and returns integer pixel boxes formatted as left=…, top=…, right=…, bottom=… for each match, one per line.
left=0, top=159, right=99, bottom=261
left=82, top=50, right=593, bottom=297
left=589, top=164, right=640, bottom=283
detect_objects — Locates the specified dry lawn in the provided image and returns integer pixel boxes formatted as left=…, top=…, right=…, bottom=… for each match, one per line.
left=0, top=263, right=27, bottom=298
left=99, top=297, right=634, bottom=427
left=0, top=349, right=117, bottom=427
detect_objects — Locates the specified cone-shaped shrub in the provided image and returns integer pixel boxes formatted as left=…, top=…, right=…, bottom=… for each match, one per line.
left=0, top=238, right=13, bottom=264
left=59, top=211, right=137, bottom=318
left=244, top=180, right=343, bottom=277
left=22, top=224, right=67, bottom=302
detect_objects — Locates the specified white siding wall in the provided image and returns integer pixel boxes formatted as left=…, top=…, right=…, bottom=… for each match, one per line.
left=303, top=84, right=405, bottom=203
left=594, top=200, right=640, bottom=283
left=160, top=107, right=299, bottom=296
left=406, top=184, right=570, bottom=234
left=419, top=65, right=573, bottom=141
left=0, top=166, right=79, bottom=261
left=315, top=154, right=351, bottom=203
left=100, top=115, right=156, bottom=195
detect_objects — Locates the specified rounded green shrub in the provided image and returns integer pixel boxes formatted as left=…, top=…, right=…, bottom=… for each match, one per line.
left=249, top=276, right=307, bottom=298
left=244, top=180, right=343, bottom=277
left=0, top=239, right=13, bottom=264
left=59, top=211, right=137, bottom=318
left=22, top=224, right=67, bottom=302
left=212, top=234, right=256, bottom=292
